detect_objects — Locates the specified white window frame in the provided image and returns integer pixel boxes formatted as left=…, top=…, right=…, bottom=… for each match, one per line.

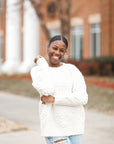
left=46, top=20, right=60, bottom=30
left=90, top=23, right=101, bottom=58
left=88, top=14, right=101, bottom=58
left=49, top=29, right=60, bottom=37
left=46, top=20, right=60, bottom=37
left=71, top=25, right=83, bottom=60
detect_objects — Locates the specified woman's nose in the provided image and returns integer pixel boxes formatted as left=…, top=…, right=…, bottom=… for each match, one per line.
left=55, top=49, right=60, bottom=55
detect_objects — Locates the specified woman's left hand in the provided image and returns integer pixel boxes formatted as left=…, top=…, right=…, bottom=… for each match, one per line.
left=41, top=95, right=55, bottom=104
left=34, top=55, right=42, bottom=63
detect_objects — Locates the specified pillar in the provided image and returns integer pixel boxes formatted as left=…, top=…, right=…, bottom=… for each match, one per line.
left=1, top=0, right=21, bottom=74
left=18, top=0, right=40, bottom=73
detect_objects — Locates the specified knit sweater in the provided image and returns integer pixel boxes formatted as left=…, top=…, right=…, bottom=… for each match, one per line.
left=31, top=57, right=55, bottom=96
left=30, top=58, right=88, bottom=137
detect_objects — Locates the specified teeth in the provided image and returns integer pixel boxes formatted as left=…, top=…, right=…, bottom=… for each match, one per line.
left=53, top=56, right=59, bottom=60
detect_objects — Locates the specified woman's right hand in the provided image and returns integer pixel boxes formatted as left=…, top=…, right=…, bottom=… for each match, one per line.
left=34, top=55, right=42, bottom=63
left=41, top=95, right=55, bottom=104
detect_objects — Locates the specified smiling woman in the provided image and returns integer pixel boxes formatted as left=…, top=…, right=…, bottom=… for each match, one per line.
left=30, top=35, right=88, bottom=144
left=47, top=36, right=67, bottom=67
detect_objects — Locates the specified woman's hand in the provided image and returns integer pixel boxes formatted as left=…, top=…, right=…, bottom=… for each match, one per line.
left=34, top=55, right=42, bottom=63
left=41, top=95, right=55, bottom=104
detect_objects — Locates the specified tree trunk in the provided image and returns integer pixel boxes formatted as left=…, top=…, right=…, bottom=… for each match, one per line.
left=58, top=0, right=71, bottom=59
left=30, top=0, right=50, bottom=41
left=30, top=0, right=71, bottom=59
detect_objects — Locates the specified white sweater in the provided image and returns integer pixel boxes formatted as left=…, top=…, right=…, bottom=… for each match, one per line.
left=31, top=58, right=54, bottom=96
left=31, top=58, right=88, bottom=137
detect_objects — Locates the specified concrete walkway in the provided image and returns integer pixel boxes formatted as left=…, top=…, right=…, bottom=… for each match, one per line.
left=0, top=91, right=114, bottom=144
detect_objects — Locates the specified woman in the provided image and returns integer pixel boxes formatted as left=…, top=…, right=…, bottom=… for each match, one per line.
left=31, top=35, right=88, bottom=144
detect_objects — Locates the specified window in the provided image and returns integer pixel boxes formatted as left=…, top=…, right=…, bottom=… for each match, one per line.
left=50, top=29, right=60, bottom=37
left=90, top=23, right=101, bottom=58
left=72, top=25, right=83, bottom=60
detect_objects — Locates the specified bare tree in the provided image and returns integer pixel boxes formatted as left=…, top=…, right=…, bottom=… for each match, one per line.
left=29, top=0, right=51, bottom=41
left=29, top=0, right=71, bottom=57
left=57, top=0, right=71, bottom=57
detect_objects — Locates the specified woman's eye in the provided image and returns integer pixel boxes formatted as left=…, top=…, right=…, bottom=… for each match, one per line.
left=53, top=47, right=57, bottom=50
left=60, top=49, right=65, bottom=53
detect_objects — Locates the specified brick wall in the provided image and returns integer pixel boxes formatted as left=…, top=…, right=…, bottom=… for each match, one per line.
left=111, top=0, right=114, bottom=55
left=2, top=0, right=113, bottom=60
left=40, top=27, right=48, bottom=58
left=40, top=0, right=114, bottom=59
left=101, top=0, right=110, bottom=56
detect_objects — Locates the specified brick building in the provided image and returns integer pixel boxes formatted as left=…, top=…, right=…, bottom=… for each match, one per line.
left=0, top=0, right=114, bottom=74
left=40, top=0, right=114, bottom=60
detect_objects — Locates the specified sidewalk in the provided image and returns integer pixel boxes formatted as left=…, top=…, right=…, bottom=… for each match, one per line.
left=0, top=130, right=45, bottom=144
left=0, top=91, right=114, bottom=144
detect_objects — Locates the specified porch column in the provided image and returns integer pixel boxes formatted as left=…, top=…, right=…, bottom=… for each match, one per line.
left=2, top=0, right=21, bottom=74
left=18, top=0, right=40, bottom=73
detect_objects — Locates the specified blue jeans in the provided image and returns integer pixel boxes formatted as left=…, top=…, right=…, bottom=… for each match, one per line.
left=45, top=135, right=82, bottom=144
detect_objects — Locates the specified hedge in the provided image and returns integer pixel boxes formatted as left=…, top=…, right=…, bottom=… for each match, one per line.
left=68, top=56, right=114, bottom=76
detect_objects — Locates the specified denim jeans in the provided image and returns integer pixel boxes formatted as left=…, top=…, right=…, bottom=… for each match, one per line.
left=45, top=135, right=82, bottom=144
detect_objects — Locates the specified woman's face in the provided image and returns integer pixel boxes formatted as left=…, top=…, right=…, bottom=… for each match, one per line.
left=47, top=40, right=67, bottom=67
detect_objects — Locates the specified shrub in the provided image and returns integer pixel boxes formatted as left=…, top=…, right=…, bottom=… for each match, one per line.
left=68, top=59, right=90, bottom=75
left=68, top=56, right=114, bottom=76
left=92, top=56, right=114, bottom=76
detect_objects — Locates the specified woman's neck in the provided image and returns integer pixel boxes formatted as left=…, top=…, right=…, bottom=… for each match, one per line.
left=48, top=62, right=63, bottom=67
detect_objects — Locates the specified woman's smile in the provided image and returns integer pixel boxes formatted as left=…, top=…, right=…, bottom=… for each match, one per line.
left=47, top=40, right=67, bottom=67
left=51, top=55, right=60, bottom=61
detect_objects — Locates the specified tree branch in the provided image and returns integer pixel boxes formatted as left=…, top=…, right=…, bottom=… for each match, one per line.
left=29, top=0, right=50, bottom=40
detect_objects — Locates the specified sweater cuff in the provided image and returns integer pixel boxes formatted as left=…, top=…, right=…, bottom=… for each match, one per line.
left=54, top=97, right=64, bottom=105
left=36, top=57, right=48, bottom=68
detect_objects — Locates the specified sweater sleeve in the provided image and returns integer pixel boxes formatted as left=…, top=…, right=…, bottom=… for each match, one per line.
left=30, top=58, right=55, bottom=96
left=30, top=57, right=48, bottom=82
left=54, top=65, right=88, bottom=107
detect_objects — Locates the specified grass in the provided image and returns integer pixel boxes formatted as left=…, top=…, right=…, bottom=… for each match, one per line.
left=0, top=78, right=114, bottom=115
left=0, top=79, right=40, bottom=99
left=86, top=85, right=114, bottom=115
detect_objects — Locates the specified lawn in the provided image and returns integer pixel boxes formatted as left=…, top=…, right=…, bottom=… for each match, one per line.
left=0, top=79, right=40, bottom=99
left=86, top=85, right=114, bottom=115
left=0, top=77, right=114, bottom=115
